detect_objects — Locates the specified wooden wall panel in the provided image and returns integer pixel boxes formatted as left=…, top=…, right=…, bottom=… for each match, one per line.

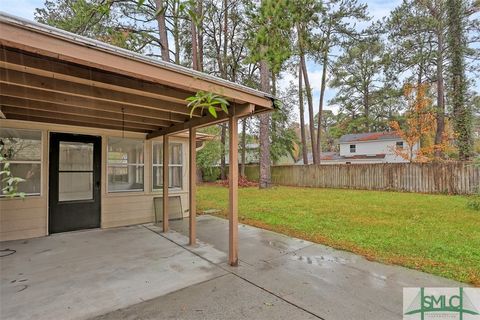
left=0, top=119, right=191, bottom=241
left=243, top=163, right=479, bottom=195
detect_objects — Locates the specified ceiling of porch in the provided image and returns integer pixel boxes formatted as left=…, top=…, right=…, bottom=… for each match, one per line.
left=0, top=13, right=274, bottom=138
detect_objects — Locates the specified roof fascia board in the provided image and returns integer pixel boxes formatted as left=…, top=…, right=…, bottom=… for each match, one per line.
left=0, top=13, right=273, bottom=109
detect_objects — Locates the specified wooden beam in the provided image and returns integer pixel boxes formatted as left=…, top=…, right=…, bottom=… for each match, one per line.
left=1, top=106, right=160, bottom=131
left=0, top=83, right=189, bottom=123
left=0, top=25, right=273, bottom=108
left=0, top=68, right=202, bottom=117
left=147, top=103, right=255, bottom=139
left=0, top=96, right=171, bottom=127
left=4, top=113, right=147, bottom=133
left=189, top=127, right=196, bottom=246
left=228, top=116, right=239, bottom=266
left=162, top=135, right=169, bottom=232
left=0, top=49, right=193, bottom=105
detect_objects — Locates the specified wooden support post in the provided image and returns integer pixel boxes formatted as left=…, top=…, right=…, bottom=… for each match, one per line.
left=163, top=135, right=169, bottom=232
left=189, top=127, right=196, bottom=246
left=228, top=116, right=239, bottom=266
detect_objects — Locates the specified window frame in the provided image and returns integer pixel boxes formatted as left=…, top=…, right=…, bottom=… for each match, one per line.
left=396, top=141, right=404, bottom=149
left=107, top=137, right=145, bottom=193
left=0, top=128, right=43, bottom=198
left=350, top=144, right=356, bottom=153
left=152, top=142, right=184, bottom=191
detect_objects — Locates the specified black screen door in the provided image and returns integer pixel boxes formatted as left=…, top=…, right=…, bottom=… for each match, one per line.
left=49, top=133, right=101, bottom=233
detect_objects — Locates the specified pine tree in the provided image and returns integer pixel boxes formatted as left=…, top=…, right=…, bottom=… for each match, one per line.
left=247, top=0, right=293, bottom=188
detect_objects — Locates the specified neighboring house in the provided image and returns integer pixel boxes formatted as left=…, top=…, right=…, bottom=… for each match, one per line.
left=296, top=132, right=419, bottom=164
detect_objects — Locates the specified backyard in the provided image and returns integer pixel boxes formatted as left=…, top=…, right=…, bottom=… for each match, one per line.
left=197, top=184, right=480, bottom=286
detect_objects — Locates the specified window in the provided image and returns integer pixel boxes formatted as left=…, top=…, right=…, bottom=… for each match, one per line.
left=59, top=142, right=94, bottom=201
left=107, top=137, right=144, bottom=192
left=396, top=141, right=404, bottom=149
left=152, top=142, right=183, bottom=190
left=0, top=128, right=42, bottom=197
left=350, top=144, right=356, bottom=153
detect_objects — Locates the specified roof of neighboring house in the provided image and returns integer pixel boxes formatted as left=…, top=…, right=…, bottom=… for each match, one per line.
left=339, top=132, right=401, bottom=143
left=295, top=152, right=386, bottom=164
left=343, top=154, right=386, bottom=160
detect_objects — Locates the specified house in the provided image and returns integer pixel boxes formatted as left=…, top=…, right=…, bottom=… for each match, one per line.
left=296, top=132, right=418, bottom=164
left=337, top=132, right=417, bottom=163
left=0, top=13, right=274, bottom=266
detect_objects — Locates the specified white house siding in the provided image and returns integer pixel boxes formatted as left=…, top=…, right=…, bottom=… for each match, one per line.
left=0, top=119, right=191, bottom=241
left=320, top=159, right=388, bottom=165
left=339, top=139, right=418, bottom=163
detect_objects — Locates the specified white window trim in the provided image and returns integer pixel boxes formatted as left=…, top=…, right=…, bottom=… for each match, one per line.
left=106, top=138, right=145, bottom=193
left=0, top=128, right=43, bottom=198
left=151, top=142, right=184, bottom=191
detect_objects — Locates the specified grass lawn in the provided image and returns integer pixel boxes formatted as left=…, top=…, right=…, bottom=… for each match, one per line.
left=197, top=184, right=480, bottom=286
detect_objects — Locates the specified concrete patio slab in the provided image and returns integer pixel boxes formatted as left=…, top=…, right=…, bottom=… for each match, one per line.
left=0, top=225, right=226, bottom=320
left=93, top=273, right=318, bottom=320
left=1, top=216, right=465, bottom=320
left=166, top=215, right=463, bottom=320
left=169, top=215, right=313, bottom=265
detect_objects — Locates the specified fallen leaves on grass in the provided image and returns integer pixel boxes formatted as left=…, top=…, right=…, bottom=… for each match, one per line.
left=216, top=176, right=258, bottom=188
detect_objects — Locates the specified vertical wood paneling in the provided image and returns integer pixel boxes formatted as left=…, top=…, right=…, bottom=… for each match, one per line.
left=245, top=162, right=479, bottom=195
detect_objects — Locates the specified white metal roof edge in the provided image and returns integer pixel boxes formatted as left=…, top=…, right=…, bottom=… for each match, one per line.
left=340, top=138, right=403, bottom=144
left=0, top=11, right=275, bottom=104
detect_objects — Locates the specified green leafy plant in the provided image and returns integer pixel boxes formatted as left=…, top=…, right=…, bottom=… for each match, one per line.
left=186, top=91, right=229, bottom=118
left=0, top=144, right=25, bottom=198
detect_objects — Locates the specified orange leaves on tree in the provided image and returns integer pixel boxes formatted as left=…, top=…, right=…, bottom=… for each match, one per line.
left=389, top=83, right=439, bottom=163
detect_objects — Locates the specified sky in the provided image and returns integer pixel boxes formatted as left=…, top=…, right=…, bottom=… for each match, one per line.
left=0, top=0, right=476, bottom=123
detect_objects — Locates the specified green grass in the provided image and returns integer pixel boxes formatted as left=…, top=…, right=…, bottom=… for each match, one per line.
left=197, top=184, right=480, bottom=285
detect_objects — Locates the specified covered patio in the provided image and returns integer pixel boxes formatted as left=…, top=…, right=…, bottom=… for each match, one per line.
left=1, top=216, right=462, bottom=320
left=0, top=13, right=274, bottom=266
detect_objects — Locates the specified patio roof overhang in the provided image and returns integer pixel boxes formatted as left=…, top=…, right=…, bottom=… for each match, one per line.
left=0, top=13, right=274, bottom=137
left=0, top=13, right=271, bottom=266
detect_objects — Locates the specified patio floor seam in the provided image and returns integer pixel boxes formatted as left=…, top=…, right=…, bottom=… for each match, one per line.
left=259, top=243, right=316, bottom=264
left=143, top=225, right=326, bottom=320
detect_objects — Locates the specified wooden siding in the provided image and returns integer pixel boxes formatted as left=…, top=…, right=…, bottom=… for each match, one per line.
left=243, top=163, right=479, bottom=195
left=102, top=193, right=188, bottom=228
left=0, top=196, right=47, bottom=241
left=0, top=119, right=191, bottom=241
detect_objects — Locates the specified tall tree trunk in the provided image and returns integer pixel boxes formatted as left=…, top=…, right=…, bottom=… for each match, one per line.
left=364, top=89, right=370, bottom=131
left=172, top=0, right=180, bottom=64
left=220, top=124, right=227, bottom=180
left=434, top=29, right=445, bottom=159
left=241, top=119, right=247, bottom=177
left=154, top=0, right=169, bottom=62
left=218, top=0, right=228, bottom=179
left=223, top=0, right=228, bottom=78
left=197, top=0, right=204, bottom=72
left=297, top=24, right=318, bottom=164
left=191, top=19, right=199, bottom=70
left=259, top=59, right=271, bottom=189
left=448, top=0, right=472, bottom=160
left=298, top=64, right=308, bottom=164
left=316, top=25, right=331, bottom=163
left=300, top=53, right=318, bottom=164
